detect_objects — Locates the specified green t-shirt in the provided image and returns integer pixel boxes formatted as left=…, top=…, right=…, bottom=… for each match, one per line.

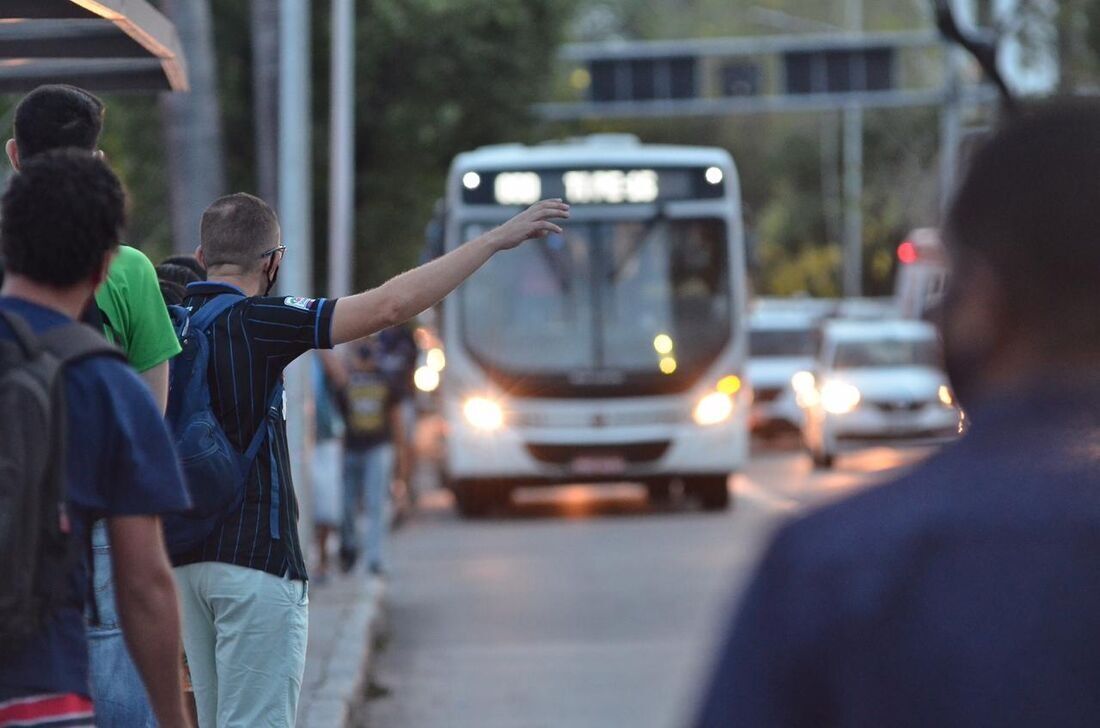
left=95, top=245, right=181, bottom=372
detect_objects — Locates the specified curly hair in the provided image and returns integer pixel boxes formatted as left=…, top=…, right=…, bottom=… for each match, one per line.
left=1, top=149, right=126, bottom=288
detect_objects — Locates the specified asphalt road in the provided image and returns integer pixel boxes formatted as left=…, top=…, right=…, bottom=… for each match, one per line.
left=360, top=442, right=931, bottom=728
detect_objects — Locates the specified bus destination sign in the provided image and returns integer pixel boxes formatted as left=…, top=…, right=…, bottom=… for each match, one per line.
left=461, top=166, right=726, bottom=206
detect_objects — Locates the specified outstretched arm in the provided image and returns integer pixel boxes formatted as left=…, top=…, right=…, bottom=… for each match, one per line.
left=109, top=515, right=191, bottom=728
left=330, top=199, right=569, bottom=346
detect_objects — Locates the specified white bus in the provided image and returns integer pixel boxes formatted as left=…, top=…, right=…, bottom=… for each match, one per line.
left=437, top=134, right=749, bottom=516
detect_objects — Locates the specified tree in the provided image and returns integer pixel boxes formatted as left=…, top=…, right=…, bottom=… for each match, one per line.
left=343, top=0, right=572, bottom=288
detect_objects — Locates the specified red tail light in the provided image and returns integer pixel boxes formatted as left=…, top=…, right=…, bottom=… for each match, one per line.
left=897, top=241, right=918, bottom=265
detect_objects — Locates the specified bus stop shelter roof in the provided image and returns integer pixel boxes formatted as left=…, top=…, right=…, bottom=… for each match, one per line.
left=0, top=0, right=188, bottom=93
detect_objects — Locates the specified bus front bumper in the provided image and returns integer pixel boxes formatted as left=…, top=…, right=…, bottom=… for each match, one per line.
left=445, top=417, right=748, bottom=484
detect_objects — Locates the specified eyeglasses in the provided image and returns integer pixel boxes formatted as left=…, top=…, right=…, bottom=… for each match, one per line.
left=258, top=245, right=288, bottom=259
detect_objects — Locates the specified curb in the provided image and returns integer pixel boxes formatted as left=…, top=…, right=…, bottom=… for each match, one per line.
left=298, top=575, right=386, bottom=727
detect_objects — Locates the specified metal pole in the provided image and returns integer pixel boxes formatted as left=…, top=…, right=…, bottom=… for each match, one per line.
left=160, top=0, right=227, bottom=254
left=251, top=0, right=280, bottom=207
left=842, top=106, right=863, bottom=297
left=841, top=0, right=863, bottom=298
left=278, top=0, right=314, bottom=561
left=328, top=0, right=355, bottom=298
left=939, top=44, right=963, bottom=213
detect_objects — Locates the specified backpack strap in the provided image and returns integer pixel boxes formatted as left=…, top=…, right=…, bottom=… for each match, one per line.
left=0, top=309, right=43, bottom=359
left=188, top=293, right=244, bottom=333
left=37, top=322, right=126, bottom=366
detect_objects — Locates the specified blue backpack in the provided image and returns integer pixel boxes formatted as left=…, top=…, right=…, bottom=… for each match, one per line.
left=162, top=293, right=282, bottom=556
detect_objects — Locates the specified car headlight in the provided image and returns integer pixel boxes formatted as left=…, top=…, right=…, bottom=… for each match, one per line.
left=938, top=384, right=954, bottom=407
left=694, top=391, right=733, bottom=426
left=463, top=397, right=504, bottom=431
left=791, top=370, right=818, bottom=408
left=820, top=380, right=861, bottom=415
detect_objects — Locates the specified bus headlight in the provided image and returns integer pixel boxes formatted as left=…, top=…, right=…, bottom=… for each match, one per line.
left=938, top=384, right=954, bottom=407
left=694, top=392, right=733, bottom=426
left=820, top=381, right=861, bottom=415
left=414, top=365, right=440, bottom=393
left=463, top=397, right=504, bottom=431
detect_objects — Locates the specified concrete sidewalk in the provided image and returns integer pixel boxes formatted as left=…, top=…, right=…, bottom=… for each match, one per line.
left=298, top=572, right=385, bottom=727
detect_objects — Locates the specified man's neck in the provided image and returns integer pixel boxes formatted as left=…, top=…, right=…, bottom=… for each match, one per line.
left=205, top=272, right=262, bottom=297
left=970, top=344, right=1100, bottom=404
left=0, top=274, right=93, bottom=320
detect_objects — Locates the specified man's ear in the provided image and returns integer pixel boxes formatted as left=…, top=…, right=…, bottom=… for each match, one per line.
left=943, top=252, right=1011, bottom=353
left=195, top=246, right=207, bottom=267
left=6, top=139, right=19, bottom=170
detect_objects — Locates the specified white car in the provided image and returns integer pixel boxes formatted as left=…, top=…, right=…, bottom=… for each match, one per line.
left=748, top=309, right=819, bottom=434
left=794, top=319, right=961, bottom=468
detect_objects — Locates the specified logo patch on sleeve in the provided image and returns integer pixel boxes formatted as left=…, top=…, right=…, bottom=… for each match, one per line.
left=284, top=296, right=315, bottom=311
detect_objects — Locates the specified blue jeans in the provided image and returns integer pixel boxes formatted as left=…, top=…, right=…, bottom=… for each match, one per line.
left=341, top=443, right=393, bottom=569
left=87, top=521, right=156, bottom=727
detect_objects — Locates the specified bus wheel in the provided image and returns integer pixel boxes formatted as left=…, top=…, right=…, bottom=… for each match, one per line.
left=645, top=481, right=672, bottom=506
left=689, top=476, right=731, bottom=511
left=453, top=481, right=510, bottom=519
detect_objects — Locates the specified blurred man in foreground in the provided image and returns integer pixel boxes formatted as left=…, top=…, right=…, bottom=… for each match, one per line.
left=695, top=101, right=1100, bottom=727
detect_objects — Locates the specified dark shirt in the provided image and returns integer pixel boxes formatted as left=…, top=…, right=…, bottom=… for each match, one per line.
left=171, top=283, right=336, bottom=581
left=340, top=367, right=399, bottom=452
left=0, top=298, right=189, bottom=700
left=377, top=326, right=417, bottom=400
left=696, top=377, right=1100, bottom=728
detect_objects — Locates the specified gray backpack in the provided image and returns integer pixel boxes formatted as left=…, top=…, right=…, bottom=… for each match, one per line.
left=0, top=309, right=125, bottom=646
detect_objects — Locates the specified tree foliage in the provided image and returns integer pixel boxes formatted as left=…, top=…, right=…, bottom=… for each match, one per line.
left=11, top=0, right=1100, bottom=297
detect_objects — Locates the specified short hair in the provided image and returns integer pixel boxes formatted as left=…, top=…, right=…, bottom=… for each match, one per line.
left=13, top=85, right=105, bottom=160
left=200, top=193, right=281, bottom=272
left=159, top=279, right=188, bottom=306
left=156, top=262, right=202, bottom=289
left=944, top=99, right=1100, bottom=351
left=1, top=150, right=125, bottom=288
left=160, top=254, right=207, bottom=281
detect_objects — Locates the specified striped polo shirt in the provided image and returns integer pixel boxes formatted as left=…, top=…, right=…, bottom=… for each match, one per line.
left=171, top=282, right=337, bottom=580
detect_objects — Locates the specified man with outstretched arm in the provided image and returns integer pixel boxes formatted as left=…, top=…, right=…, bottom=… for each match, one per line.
left=173, top=192, right=567, bottom=727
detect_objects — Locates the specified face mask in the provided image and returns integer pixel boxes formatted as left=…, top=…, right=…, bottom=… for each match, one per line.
left=263, top=260, right=280, bottom=296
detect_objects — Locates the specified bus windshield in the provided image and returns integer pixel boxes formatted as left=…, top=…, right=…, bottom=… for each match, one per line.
left=459, top=218, right=731, bottom=393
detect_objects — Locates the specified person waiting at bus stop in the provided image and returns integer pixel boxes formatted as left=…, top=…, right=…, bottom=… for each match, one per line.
left=173, top=190, right=568, bottom=726
left=337, top=336, right=405, bottom=576
left=694, top=100, right=1100, bottom=727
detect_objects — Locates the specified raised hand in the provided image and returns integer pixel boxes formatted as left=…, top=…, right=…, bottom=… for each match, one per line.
left=488, top=199, right=571, bottom=251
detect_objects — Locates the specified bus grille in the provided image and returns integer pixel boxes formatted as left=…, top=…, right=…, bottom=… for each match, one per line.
left=525, top=441, right=671, bottom=465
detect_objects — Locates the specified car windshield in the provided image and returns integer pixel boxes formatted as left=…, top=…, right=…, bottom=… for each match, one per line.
left=832, top=337, right=941, bottom=369
left=459, top=218, right=731, bottom=380
left=750, top=328, right=816, bottom=357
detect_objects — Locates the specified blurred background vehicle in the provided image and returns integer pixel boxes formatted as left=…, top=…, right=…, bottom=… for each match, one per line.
left=747, top=306, right=819, bottom=436
left=434, top=134, right=749, bottom=515
left=794, top=318, right=961, bottom=468
left=895, top=228, right=949, bottom=320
